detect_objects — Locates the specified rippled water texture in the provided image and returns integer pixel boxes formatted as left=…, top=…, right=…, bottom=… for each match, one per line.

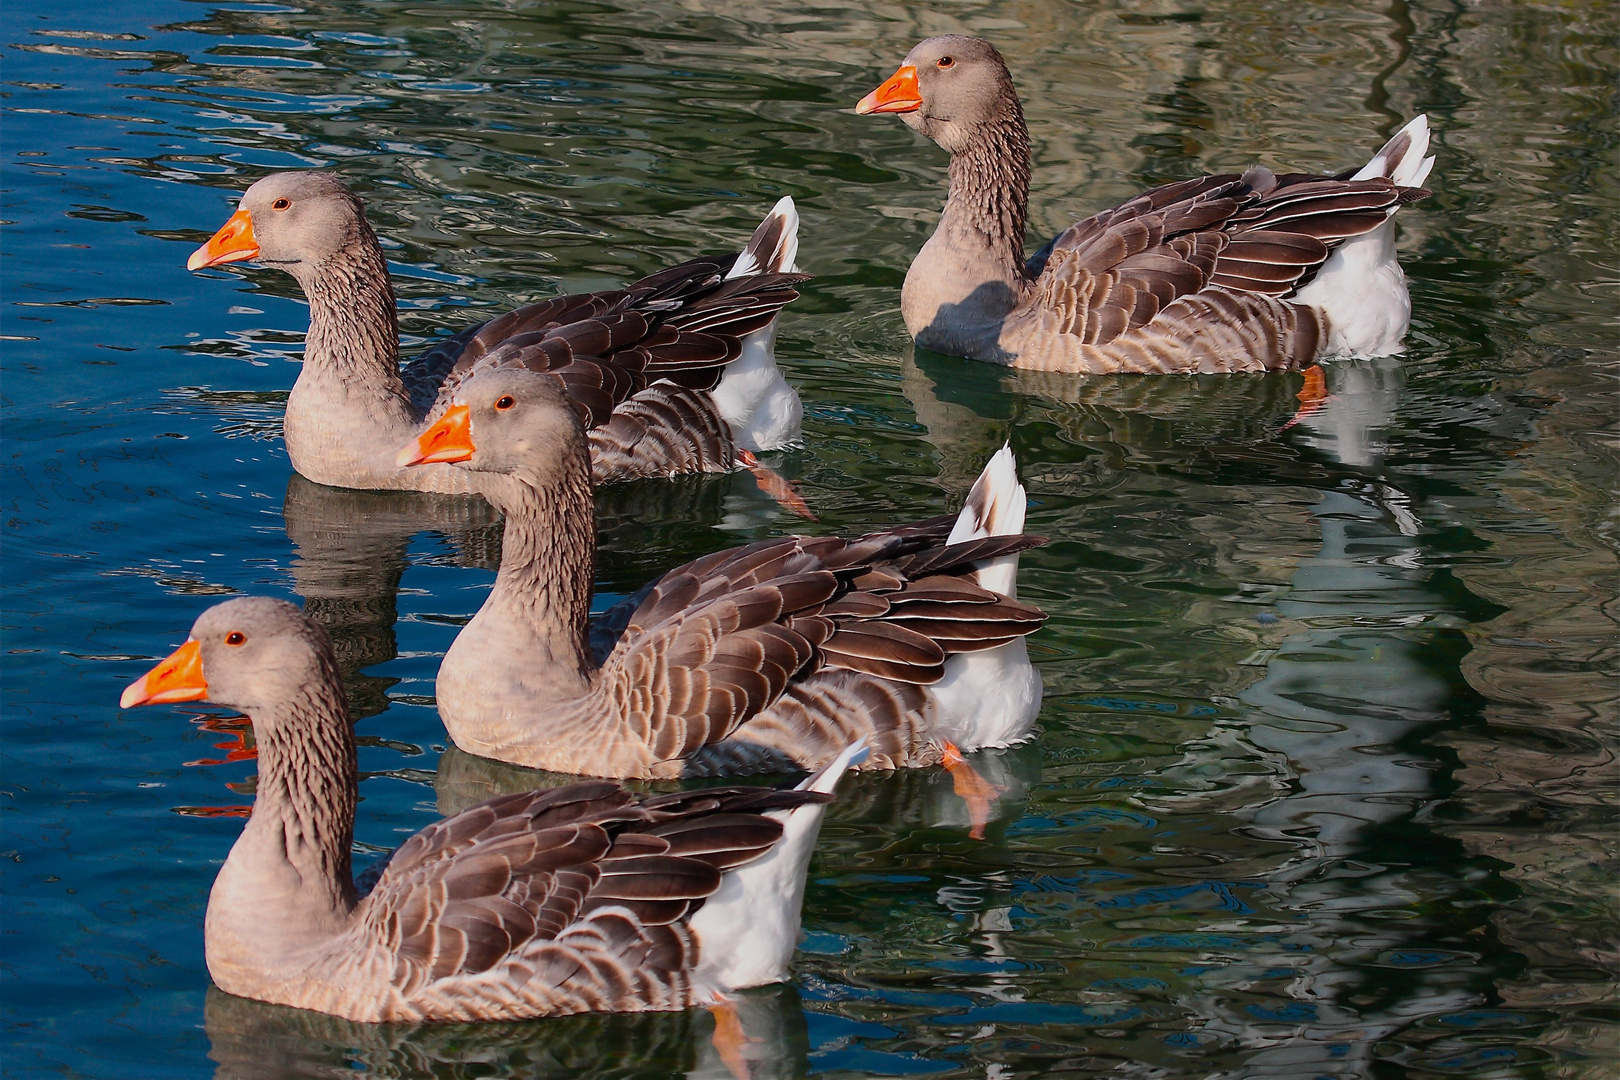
left=3, top=1, right=1616, bottom=1077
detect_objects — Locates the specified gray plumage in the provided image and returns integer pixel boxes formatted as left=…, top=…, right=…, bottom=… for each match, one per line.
left=165, top=597, right=830, bottom=1022
left=199, top=173, right=805, bottom=493
left=426, top=369, right=1047, bottom=779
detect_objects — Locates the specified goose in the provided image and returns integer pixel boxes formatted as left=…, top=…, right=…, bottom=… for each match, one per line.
left=856, top=36, right=1435, bottom=373
left=396, top=366, right=1047, bottom=784
left=187, top=174, right=810, bottom=499
left=118, top=596, right=863, bottom=1023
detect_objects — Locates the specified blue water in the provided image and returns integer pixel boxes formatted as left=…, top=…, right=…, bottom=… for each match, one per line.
left=3, top=1, right=1615, bottom=1077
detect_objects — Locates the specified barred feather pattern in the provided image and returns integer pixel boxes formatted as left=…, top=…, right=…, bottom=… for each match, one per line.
left=587, top=382, right=736, bottom=480
left=1003, top=168, right=1423, bottom=373
left=182, top=598, right=835, bottom=1023
left=446, top=509, right=1047, bottom=779
left=235, top=171, right=810, bottom=494
left=881, top=42, right=1430, bottom=372
left=229, top=770, right=828, bottom=1022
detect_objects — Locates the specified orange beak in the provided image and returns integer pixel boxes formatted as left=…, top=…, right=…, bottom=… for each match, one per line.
left=187, top=208, right=259, bottom=271
left=397, top=404, right=475, bottom=467
left=121, top=639, right=208, bottom=709
left=855, top=64, right=922, bottom=115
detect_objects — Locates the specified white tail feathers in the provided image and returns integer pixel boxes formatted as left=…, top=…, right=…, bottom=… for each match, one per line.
left=1294, top=115, right=1434, bottom=358
left=1352, top=114, right=1435, bottom=189
left=946, top=444, right=1027, bottom=599
left=930, top=448, right=1041, bottom=748
left=798, top=739, right=869, bottom=793
left=726, top=196, right=800, bottom=279
left=687, top=740, right=861, bottom=997
left=713, top=197, right=806, bottom=451
left=947, top=443, right=1025, bottom=545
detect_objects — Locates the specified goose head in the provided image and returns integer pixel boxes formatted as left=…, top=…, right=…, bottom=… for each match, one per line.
left=188, top=172, right=371, bottom=277
left=120, top=597, right=336, bottom=719
left=856, top=35, right=1020, bottom=154
left=397, top=368, right=586, bottom=491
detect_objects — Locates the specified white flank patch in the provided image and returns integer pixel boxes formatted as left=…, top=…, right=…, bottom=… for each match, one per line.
left=932, top=639, right=1043, bottom=749
left=688, top=741, right=866, bottom=997
left=1300, top=115, right=1436, bottom=358
left=714, top=197, right=804, bottom=450
left=711, top=325, right=804, bottom=451
left=930, top=445, right=1042, bottom=747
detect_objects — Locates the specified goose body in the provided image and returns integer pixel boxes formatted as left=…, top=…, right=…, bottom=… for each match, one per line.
left=398, top=368, right=1047, bottom=780
left=119, top=597, right=860, bottom=1022
left=857, top=36, right=1435, bottom=374
left=188, top=174, right=808, bottom=495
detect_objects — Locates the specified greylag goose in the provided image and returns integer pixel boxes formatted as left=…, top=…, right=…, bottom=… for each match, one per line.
left=119, top=596, right=863, bottom=1023
left=188, top=173, right=809, bottom=497
left=856, top=36, right=1436, bottom=373
left=397, top=367, right=1047, bottom=781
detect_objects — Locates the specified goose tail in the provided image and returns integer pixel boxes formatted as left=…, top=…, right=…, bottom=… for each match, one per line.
left=1352, top=114, right=1435, bottom=189
left=930, top=446, right=1043, bottom=750
left=713, top=197, right=805, bottom=451
left=1294, top=116, right=1434, bottom=358
left=726, top=196, right=800, bottom=278
left=687, top=741, right=865, bottom=996
left=946, top=443, right=1027, bottom=597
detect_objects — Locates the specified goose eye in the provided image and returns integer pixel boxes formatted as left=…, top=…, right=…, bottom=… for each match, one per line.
left=225, top=631, right=246, bottom=646
left=937, top=56, right=954, bottom=69
left=494, top=395, right=515, bottom=411
left=271, top=198, right=291, bottom=211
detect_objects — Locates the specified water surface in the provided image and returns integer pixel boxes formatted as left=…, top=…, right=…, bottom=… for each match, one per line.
left=3, top=1, right=1615, bottom=1077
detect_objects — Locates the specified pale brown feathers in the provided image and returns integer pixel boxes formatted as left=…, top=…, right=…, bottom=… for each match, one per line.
left=1014, top=168, right=1427, bottom=372
left=334, top=782, right=828, bottom=1022
left=559, top=517, right=1047, bottom=779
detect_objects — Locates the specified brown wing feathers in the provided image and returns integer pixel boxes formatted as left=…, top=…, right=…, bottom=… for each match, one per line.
left=593, top=519, right=1046, bottom=774
left=1035, top=167, right=1429, bottom=348
left=417, top=255, right=807, bottom=435
left=360, top=781, right=827, bottom=1000
left=587, top=382, right=737, bottom=479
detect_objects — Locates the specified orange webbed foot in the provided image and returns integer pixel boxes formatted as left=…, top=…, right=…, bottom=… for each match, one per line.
left=941, top=741, right=1008, bottom=840
left=709, top=996, right=758, bottom=1080
left=1282, top=365, right=1330, bottom=430
left=736, top=449, right=816, bottom=521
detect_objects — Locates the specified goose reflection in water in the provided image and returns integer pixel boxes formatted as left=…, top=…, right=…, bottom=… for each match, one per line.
left=204, top=981, right=812, bottom=1080
left=1163, top=357, right=1503, bottom=1073
left=283, top=474, right=502, bottom=719
left=180, top=467, right=789, bottom=797
left=895, top=348, right=1508, bottom=1073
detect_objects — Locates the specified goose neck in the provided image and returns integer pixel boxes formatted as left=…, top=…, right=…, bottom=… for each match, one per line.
left=295, top=223, right=408, bottom=405
left=942, top=104, right=1033, bottom=281
left=238, top=665, right=359, bottom=917
left=480, top=457, right=596, bottom=684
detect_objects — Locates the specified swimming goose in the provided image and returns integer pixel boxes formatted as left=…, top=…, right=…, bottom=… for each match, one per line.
left=397, top=367, right=1047, bottom=780
left=188, top=173, right=809, bottom=496
left=119, top=596, right=862, bottom=1023
left=856, top=36, right=1435, bottom=373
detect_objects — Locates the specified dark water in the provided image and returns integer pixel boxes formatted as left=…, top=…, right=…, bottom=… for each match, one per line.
left=3, top=1, right=1615, bottom=1077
